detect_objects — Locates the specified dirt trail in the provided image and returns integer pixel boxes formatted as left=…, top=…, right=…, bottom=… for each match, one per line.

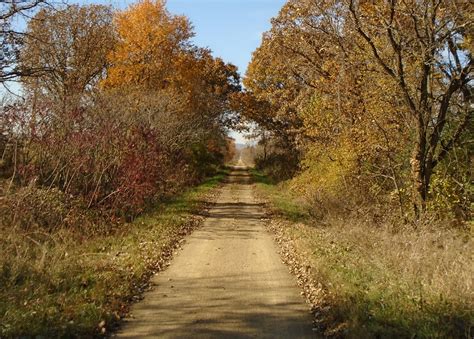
left=117, top=168, right=315, bottom=338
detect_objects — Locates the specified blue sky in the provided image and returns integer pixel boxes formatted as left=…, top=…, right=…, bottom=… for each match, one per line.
left=166, top=0, right=285, bottom=74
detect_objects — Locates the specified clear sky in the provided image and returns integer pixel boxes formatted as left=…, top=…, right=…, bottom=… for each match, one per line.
left=166, top=0, right=285, bottom=74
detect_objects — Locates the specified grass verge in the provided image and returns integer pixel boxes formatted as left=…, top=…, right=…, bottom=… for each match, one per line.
left=250, top=168, right=309, bottom=223
left=252, top=170, right=473, bottom=338
left=0, top=171, right=226, bottom=337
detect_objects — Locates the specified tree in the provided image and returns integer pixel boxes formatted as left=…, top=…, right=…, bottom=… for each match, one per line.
left=20, top=4, right=115, bottom=110
left=244, top=0, right=472, bottom=215
left=242, top=1, right=359, bottom=179
left=243, top=32, right=305, bottom=144
left=348, top=0, right=473, bottom=214
left=103, top=0, right=240, bottom=168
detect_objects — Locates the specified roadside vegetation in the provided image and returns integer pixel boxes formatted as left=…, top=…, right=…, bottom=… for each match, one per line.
left=1, top=0, right=235, bottom=336
left=254, top=169, right=472, bottom=338
left=241, top=1, right=473, bottom=337
left=0, top=171, right=225, bottom=336
left=238, top=0, right=472, bottom=225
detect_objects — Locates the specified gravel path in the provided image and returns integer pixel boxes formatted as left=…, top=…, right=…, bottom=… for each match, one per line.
left=116, top=168, right=315, bottom=338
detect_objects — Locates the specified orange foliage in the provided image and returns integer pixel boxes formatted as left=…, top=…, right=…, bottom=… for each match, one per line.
left=103, top=0, right=193, bottom=89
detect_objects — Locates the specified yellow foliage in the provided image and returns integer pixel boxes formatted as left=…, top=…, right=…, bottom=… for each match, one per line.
left=291, top=141, right=358, bottom=203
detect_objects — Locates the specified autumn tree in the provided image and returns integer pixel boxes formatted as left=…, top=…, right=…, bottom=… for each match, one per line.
left=348, top=0, right=473, bottom=214
left=240, top=36, right=305, bottom=178
left=104, top=0, right=240, bottom=176
left=243, top=0, right=472, bottom=218
left=240, top=0, right=366, bottom=178
left=243, top=32, right=305, bottom=146
left=103, top=0, right=192, bottom=90
left=20, top=5, right=115, bottom=110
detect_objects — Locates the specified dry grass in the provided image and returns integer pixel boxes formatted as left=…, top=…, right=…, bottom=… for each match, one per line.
left=254, top=174, right=473, bottom=338
left=0, top=172, right=225, bottom=337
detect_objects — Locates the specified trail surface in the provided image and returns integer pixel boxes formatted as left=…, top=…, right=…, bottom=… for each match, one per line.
left=117, top=168, right=314, bottom=338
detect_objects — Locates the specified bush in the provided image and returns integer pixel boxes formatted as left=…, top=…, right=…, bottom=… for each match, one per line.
left=255, top=151, right=299, bottom=182
left=0, top=183, right=109, bottom=235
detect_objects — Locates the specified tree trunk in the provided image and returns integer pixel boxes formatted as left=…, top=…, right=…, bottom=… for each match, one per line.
left=411, top=123, right=429, bottom=218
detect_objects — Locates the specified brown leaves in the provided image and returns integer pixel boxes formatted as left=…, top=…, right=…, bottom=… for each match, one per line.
left=21, top=5, right=115, bottom=108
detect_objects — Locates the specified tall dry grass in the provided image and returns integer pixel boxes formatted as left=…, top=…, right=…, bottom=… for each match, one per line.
left=0, top=172, right=225, bottom=337
left=255, top=177, right=473, bottom=338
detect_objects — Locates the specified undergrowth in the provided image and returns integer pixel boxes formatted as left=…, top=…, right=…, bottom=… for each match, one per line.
left=253, top=170, right=473, bottom=338
left=250, top=169, right=309, bottom=223
left=0, top=171, right=226, bottom=337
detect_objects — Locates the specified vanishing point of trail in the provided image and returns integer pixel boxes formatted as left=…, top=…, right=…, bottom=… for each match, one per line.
left=117, top=166, right=315, bottom=338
